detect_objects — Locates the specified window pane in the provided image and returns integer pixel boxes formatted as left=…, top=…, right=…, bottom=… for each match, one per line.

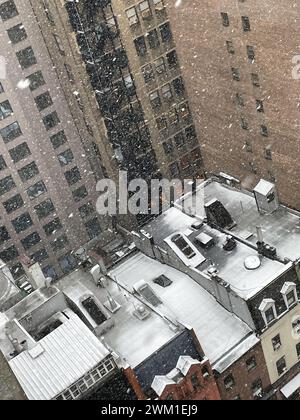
left=16, top=46, right=37, bottom=69
left=43, top=218, right=62, bottom=236
left=21, top=232, right=41, bottom=250
left=0, top=1, right=18, bottom=21
left=50, top=130, right=67, bottom=149
left=12, top=212, right=33, bottom=233
left=27, top=71, right=45, bottom=91
left=18, top=162, right=39, bottom=182
left=43, top=111, right=60, bottom=131
left=34, top=198, right=55, bottom=219
left=0, top=121, right=22, bottom=143
left=72, top=186, right=88, bottom=202
left=27, top=180, right=47, bottom=200
left=0, top=100, right=13, bottom=119
left=7, top=23, right=27, bottom=44
left=0, top=245, right=19, bottom=263
left=64, top=167, right=81, bottom=186
left=85, top=217, right=101, bottom=240
left=3, top=193, right=23, bottom=214
left=0, top=175, right=15, bottom=195
left=58, top=149, right=74, bottom=166
left=35, top=91, right=53, bottom=111
left=9, top=142, right=31, bottom=163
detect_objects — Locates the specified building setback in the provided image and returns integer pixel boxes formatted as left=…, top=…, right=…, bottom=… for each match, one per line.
left=165, top=0, right=300, bottom=210
left=0, top=0, right=110, bottom=280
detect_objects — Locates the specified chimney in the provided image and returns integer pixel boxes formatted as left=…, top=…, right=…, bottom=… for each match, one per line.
left=19, top=256, right=46, bottom=290
left=256, top=226, right=264, bottom=244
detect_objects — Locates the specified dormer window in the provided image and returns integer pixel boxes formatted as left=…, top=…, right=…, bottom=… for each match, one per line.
left=281, top=282, right=297, bottom=309
left=259, top=299, right=277, bottom=326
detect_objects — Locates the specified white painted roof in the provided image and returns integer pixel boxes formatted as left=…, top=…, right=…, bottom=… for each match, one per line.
left=109, top=253, right=255, bottom=367
left=281, top=372, right=300, bottom=398
left=9, top=310, right=109, bottom=400
left=253, top=179, right=274, bottom=196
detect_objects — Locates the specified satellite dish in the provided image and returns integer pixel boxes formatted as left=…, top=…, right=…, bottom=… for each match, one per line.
left=244, top=256, right=261, bottom=270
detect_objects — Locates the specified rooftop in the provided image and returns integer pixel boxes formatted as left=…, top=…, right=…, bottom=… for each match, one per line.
left=108, top=252, right=258, bottom=370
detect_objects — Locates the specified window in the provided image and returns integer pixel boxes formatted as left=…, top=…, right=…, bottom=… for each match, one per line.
left=142, top=64, right=154, bottom=83
left=0, top=83, right=3, bottom=94
left=16, top=46, right=37, bottom=69
left=0, top=1, right=18, bottom=21
left=0, top=175, right=15, bottom=196
left=276, top=357, right=287, bottom=376
left=221, top=12, right=229, bottom=27
left=156, top=115, right=167, bottom=131
left=163, top=140, right=173, bottom=155
left=154, top=57, right=166, bottom=74
left=9, top=142, right=31, bottom=163
left=296, top=343, right=300, bottom=359
left=43, top=217, right=62, bottom=236
left=153, top=0, right=165, bottom=12
left=0, top=100, right=13, bottom=120
left=261, top=125, right=268, bottom=137
left=191, top=373, right=200, bottom=390
left=79, top=202, right=94, bottom=219
left=35, top=91, right=53, bottom=111
left=170, top=162, right=180, bottom=177
left=72, top=186, right=88, bottom=202
left=226, top=40, right=234, bottom=54
left=259, top=299, right=277, bottom=326
left=292, top=318, right=300, bottom=335
left=246, top=356, right=257, bottom=372
left=281, top=282, right=297, bottom=308
left=58, top=254, right=77, bottom=274
left=236, top=93, right=245, bottom=106
left=224, top=374, right=235, bottom=390
left=21, top=232, right=41, bottom=250
left=51, top=235, right=69, bottom=252
left=50, top=130, right=67, bottom=149
left=166, top=50, right=178, bottom=68
left=53, top=34, right=65, bottom=55
left=265, top=306, right=275, bottom=323
left=42, top=111, right=60, bottom=131
left=242, top=16, right=251, bottom=32
left=256, top=100, right=264, bottom=113
left=64, top=167, right=81, bottom=186
left=272, top=334, right=281, bottom=351
left=34, top=198, right=55, bottom=219
left=231, top=68, right=240, bottom=81
left=12, top=212, right=33, bottom=233
left=0, top=226, right=10, bottom=244
left=58, top=149, right=74, bottom=166
left=162, top=83, right=173, bottom=100
left=252, top=379, right=263, bottom=397
left=139, top=0, right=151, bottom=20
left=247, top=45, right=255, bottom=60
left=27, top=71, right=45, bottom=91
left=18, top=162, right=39, bottom=182
left=149, top=90, right=161, bottom=108
left=27, top=180, right=46, bottom=199
left=147, top=29, right=160, bottom=49
left=264, top=148, right=272, bottom=161
left=7, top=23, right=27, bottom=44
left=31, top=248, right=49, bottom=263
left=3, top=194, right=23, bottom=214
left=85, top=217, right=102, bottom=240
left=174, top=132, right=185, bottom=149
left=134, top=36, right=147, bottom=56
left=240, top=117, right=249, bottom=130
left=0, top=246, right=19, bottom=263
left=126, top=7, right=139, bottom=26
left=185, top=126, right=197, bottom=143
left=287, top=290, right=296, bottom=307
left=0, top=155, right=6, bottom=171
left=160, top=22, right=172, bottom=42
left=172, top=77, right=185, bottom=96
left=251, top=73, right=260, bottom=87
left=1, top=121, right=22, bottom=143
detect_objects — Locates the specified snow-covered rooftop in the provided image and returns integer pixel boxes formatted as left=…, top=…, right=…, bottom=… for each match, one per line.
left=109, top=253, right=257, bottom=369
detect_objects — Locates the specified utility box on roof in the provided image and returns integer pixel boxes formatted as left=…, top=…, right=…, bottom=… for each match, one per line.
left=253, top=179, right=279, bottom=214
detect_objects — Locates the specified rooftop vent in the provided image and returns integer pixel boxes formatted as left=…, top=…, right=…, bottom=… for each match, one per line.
left=223, top=236, right=237, bottom=251
left=82, top=297, right=107, bottom=325
left=133, top=304, right=151, bottom=321
left=194, top=233, right=215, bottom=249
left=133, top=280, right=162, bottom=307
left=253, top=179, right=279, bottom=214
left=153, top=275, right=173, bottom=288
left=244, top=256, right=261, bottom=270
left=205, top=199, right=235, bottom=230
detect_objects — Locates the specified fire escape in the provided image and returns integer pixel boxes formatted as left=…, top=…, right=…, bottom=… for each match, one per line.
left=65, top=0, right=159, bottom=183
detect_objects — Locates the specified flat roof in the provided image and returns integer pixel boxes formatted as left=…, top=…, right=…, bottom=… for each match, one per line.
left=281, top=372, right=300, bottom=398
left=9, top=310, right=109, bottom=400
left=58, top=268, right=180, bottom=369
left=182, top=179, right=300, bottom=262
left=109, top=253, right=257, bottom=368
left=144, top=207, right=291, bottom=300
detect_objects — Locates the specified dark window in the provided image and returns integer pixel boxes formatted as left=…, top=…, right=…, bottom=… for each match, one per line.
left=64, top=166, right=81, bottom=186
left=242, top=16, right=251, bottom=32
left=272, top=334, right=281, bottom=351
left=232, top=68, right=240, bottom=81
left=160, top=22, right=172, bottom=42
left=9, top=142, right=31, bottom=163
left=27, top=71, right=45, bottom=91
left=241, top=117, right=249, bottom=130
left=27, top=180, right=46, bottom=200
left=21, top=232, right=41, bottom=250
left=85, top=217, right=102, bottom=240
left=0, top=226, right=10, bottom=244
left=18, top=162, right=39, bottom=182
left=163, top=140, right=173, bottom=155
left=247, top=45, right=255, bottom=60
left=16, top=46, right=37, bottom=69
left=134, top=36, right=147, bottom=56
left=50, top=235, right=69, bottom=252
left=221, top=12, right=229, bottom=27
left=7, top=23, right=27, bottom=44
left=35, top=91, right=53, bottom=111
left=79, top=202, right=94, bottom=219
left=287, top=290, right=296, bottom=307
left=0, top=156, right=7, bottom=171
left=265, top=306, right=275, bottom=323
left=169, top=162, right=180, bottom=177
left=236, top=93, right=245, bottom=107
left=43, top=218, right=62, bottom=236
left=142, top=64, right=154, bottom=83
left=185, top=126, right=197, bottom=143
left=0, top=175, right=15, bottom=195
left=256, top=99, right=264, bottom=113
left=226, top=40, right=234, bottom=54
left=261, top=125, right=268, bottom=137
left=12, top=212, right=33, bottom=233
left=276, top=357, right=286, bottom=376
left=191, top=373, right=200, bottom=390
left=296, top=342, right=300, bottom=359
left=0, top=1, right=19, bottom=21
left=50, top=130, right=67, bottom=149
left=0, top=83, right=3, bottom=94
left=149, top=90, right=161, bottom=108
left=72, top=186, right=88, bottom=202
left=147, top=29, right=160, bottom=49
left=172, top=77, right=185, bottom=96
left=31, top=248, right=49, bottom=263
left=58, top=254, right=76, bottom=274
left=224, top=374, right=235, bottom=390
left=246, top=356, right=257, bottom=372
left=174, top=132, right=185, bottom=148
left=3, top=193, right=23, bottom=214
left=42, top=111, right=60, bottom=131
left=58, top=149, right=74, bottom=166
left=251, top=73, right=260, bottom=87
left=0, top=245, right=19, bottom=263
left=34, top=198, right=55, bottom=219
left=166, top=50, right=178, bottom=68
left=0, top=121, right=22, bottom=143
left=0, top=100, right=13, bottom=119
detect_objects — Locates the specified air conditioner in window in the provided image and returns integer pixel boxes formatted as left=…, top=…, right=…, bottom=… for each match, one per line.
left=273, top=343, right=281, bottom=351
left=253, top=388, right=263, bottom=398
left=141, top=9, right=152, bottom=19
